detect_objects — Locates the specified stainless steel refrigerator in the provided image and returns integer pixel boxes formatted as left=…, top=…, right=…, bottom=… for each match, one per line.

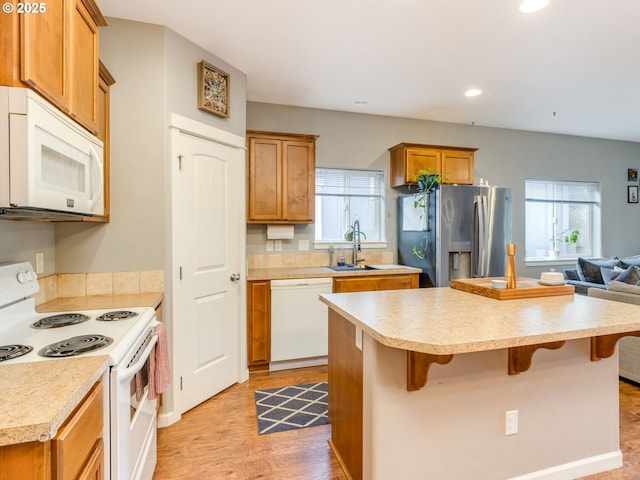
left=397, top=185, right=512, bottom=287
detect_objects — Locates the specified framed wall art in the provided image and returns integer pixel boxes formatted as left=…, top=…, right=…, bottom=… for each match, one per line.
left=628, top=185, right=638, bottom=204
left=628, top=168, right=638, bottom=182
left=197, top=60, right=230, bottom=118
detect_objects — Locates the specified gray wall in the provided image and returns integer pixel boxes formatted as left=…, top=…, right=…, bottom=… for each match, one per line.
left=54, top=18, right=247, bottom=273
left=246, top=102, right=640, bottom=278
left=0, top=222, right=56, bottom=275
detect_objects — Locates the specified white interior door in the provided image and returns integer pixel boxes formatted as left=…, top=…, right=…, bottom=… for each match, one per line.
left=170, top=118, right=244, bottom=415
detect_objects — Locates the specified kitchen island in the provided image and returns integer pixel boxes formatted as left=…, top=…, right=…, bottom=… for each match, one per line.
left=320, top=287, right=640, bottom=480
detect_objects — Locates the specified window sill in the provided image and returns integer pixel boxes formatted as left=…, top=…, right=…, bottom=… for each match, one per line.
left=314, top=241, right=389, bottom=250
left=525, top=258, right=577, bottom=267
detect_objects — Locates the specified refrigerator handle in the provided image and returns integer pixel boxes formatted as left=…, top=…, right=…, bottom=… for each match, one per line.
left=472, top=195, right=480, bottom=277
left=479, top=195, right=486, bottom=277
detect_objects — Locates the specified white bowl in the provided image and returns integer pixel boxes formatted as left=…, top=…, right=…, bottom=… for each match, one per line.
left=492, top=279, right=507, bottom=290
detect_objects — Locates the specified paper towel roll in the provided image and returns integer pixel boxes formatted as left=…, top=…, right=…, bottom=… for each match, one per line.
left=266, top=225, right=294, bottom=239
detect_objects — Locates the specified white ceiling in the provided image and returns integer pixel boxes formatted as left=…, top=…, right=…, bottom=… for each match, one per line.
left=98, top=0, right=640, bottom=142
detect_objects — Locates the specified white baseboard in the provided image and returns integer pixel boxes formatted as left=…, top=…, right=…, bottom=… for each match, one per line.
left=157, top=410, right=181, bottom=428
left=269, top=356, right=328, bottom=372
left=510, top=451, right=623, bottom=480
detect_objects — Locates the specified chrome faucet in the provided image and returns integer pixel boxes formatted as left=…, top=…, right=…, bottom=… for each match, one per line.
left=352, top=217, right=365, bottom=266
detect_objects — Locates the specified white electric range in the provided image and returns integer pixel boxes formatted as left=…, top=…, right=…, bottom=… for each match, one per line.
left=0, top=261, right=159, bottom=480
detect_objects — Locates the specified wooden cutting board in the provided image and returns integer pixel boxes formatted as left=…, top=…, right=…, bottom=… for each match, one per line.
left=449, top=277, right=575, bottom=300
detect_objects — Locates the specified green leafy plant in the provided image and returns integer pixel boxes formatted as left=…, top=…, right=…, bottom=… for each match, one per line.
left=343, top=226, right=366, bottom=242
left=551, top=229, right=579, bottom=251
left=410, top=169, right=440, bottom=259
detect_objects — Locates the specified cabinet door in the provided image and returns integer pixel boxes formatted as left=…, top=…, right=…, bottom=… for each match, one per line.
left=405, top=149, right=441, bottom=183
left=0, top=441, right=51, bottom=480
left=247, top=137, right=282, bottom=222
left=333, top=274, right=419, bottom=293
left=75, top=439, right=103, bottom=480
left=68, top=0, right=99, bottom=134
left=20, top=0, right=68, bottom=110
left=247, top=280, right=271, bottom=368
left=282, top=140, right=315, bottom=223
left=442, top=150, right=474, bottom=185
left=52, top=382, right=103, bottom=480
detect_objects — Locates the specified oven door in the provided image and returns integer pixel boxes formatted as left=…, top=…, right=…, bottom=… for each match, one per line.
left=110, top=330, right=158, bottom=480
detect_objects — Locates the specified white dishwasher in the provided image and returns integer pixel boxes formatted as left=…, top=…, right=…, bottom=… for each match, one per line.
left=270, top=277, right=333, bottom=371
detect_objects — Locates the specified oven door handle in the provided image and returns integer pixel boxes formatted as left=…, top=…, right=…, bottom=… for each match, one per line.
left=117, top=335, right=158, bottom=381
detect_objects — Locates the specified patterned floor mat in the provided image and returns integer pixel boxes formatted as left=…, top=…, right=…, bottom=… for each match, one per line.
left=254, top=382, right=328, bottom=435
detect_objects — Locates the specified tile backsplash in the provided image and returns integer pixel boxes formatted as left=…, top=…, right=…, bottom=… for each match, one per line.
left=34, top=270, right=164, bottom=306
left=247, top=251, right=394, bottom=269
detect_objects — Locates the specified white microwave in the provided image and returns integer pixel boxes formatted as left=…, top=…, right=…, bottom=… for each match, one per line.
left=0, top=87, right=104, bottom=219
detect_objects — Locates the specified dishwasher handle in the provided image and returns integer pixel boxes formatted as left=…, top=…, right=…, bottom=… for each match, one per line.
left=271, top=277, right=333, bottom=290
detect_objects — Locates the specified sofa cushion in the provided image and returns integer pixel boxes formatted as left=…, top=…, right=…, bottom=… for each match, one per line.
left=616, top=265, right=640, bottom=286
left=620, top=255, right=640, bottom=268
left=576, top=257, right=621, bottom=284
left=608, top=280, right=640, bottom=295
left=563, top=269, right=580, bottom=281
left=601, top=266, right=624, bottom=284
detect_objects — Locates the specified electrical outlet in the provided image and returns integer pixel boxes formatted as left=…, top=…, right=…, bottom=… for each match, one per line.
left=266, top=240, right=274, bottom=252
left=505, top=410, right=518, bottom=435
left=275, top=240, right=283, bottom=251
left=35, top=253, right=44, bottom=274
left=298, top=239, right=309, bottom=251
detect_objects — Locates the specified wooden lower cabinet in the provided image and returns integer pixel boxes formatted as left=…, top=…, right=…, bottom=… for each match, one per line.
left=247, top=280, right=271, bottom=370
left=0, top=381, right=104, bottom=480
left=332, top=273, right=419, bottom=293
left=246, top=273, right=419, bottom=370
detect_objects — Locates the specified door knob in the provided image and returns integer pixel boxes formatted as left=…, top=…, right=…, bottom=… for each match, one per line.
left=230, top=273, right=241, bottom=282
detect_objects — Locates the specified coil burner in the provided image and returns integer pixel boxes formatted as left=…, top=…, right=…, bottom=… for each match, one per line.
left=0, top=344, right=33, bottom=362
left=96, top=310, right=139, bottom=321
left=38, top=334, right=113, bottom=358
left=31, top=313, right=90, bottom=329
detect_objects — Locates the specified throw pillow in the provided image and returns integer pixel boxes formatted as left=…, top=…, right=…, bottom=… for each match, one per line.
left=620, top=255, right=640, bottom=268
left=564, top=269, right=580, bottom=281
left=601, top=266, right=624, bottom=284
left=616, top=265, right=640, bottom=286
left=608, top=280, right=640, bottom=295
left=576, top=257, right=621, bottom=284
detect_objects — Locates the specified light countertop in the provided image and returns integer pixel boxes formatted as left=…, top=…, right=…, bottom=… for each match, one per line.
left=247, top=264, right=421, bottom=281
left=37, top=292, right=164, bottom=313
left=320, top=287, right=640, bottom=355
left=0, top=356, right=109, bottom=446
left=1, top=292, right=163, bottom=447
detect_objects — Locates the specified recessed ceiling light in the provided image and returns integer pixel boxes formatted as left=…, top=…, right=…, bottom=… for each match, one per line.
left=354, top=100, right=368, bottom=106
left=464, top=89, right=482, bottom=97
left=519, top=0, right=549, bottom=14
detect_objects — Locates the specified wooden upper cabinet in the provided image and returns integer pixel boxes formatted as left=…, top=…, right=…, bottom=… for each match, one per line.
left=247, top=130, right=318, bottom=224
left=84, top=61, right=115, bottom=223
left=68, top=0, right=101, bottom=133
left=389, top=143, right=476, bottom=187
left=20, top=0, right=67, bottom=108
left=441, top=149, right=475, bottom=185
left=0, top=0, right=106, bottom=134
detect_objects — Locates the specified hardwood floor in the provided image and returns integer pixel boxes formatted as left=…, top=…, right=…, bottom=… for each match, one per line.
left=153, top=366, right=347, bottom=480
left=153, top=368, right=640, bottom=480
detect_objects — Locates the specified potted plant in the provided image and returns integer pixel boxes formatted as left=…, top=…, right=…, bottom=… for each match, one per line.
left=343, top=226, right=366, bottom=242
left=549, top=229, right=579, bottom=258
left=410, top=169, right=440, bottom=259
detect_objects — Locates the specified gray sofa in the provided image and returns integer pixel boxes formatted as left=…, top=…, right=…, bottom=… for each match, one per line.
left=588, top=279, right=640, bottom=384
left=564, top=255, right=640, bottom=294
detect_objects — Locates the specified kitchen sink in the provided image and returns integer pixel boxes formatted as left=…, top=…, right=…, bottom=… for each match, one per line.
left=327, top=265, right=378, bottom=272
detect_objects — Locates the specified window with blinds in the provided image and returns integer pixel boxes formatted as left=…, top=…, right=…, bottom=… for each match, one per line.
left=525, top=179, right=601, bottom=260
left=315, top=168, right=386, bottom=242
